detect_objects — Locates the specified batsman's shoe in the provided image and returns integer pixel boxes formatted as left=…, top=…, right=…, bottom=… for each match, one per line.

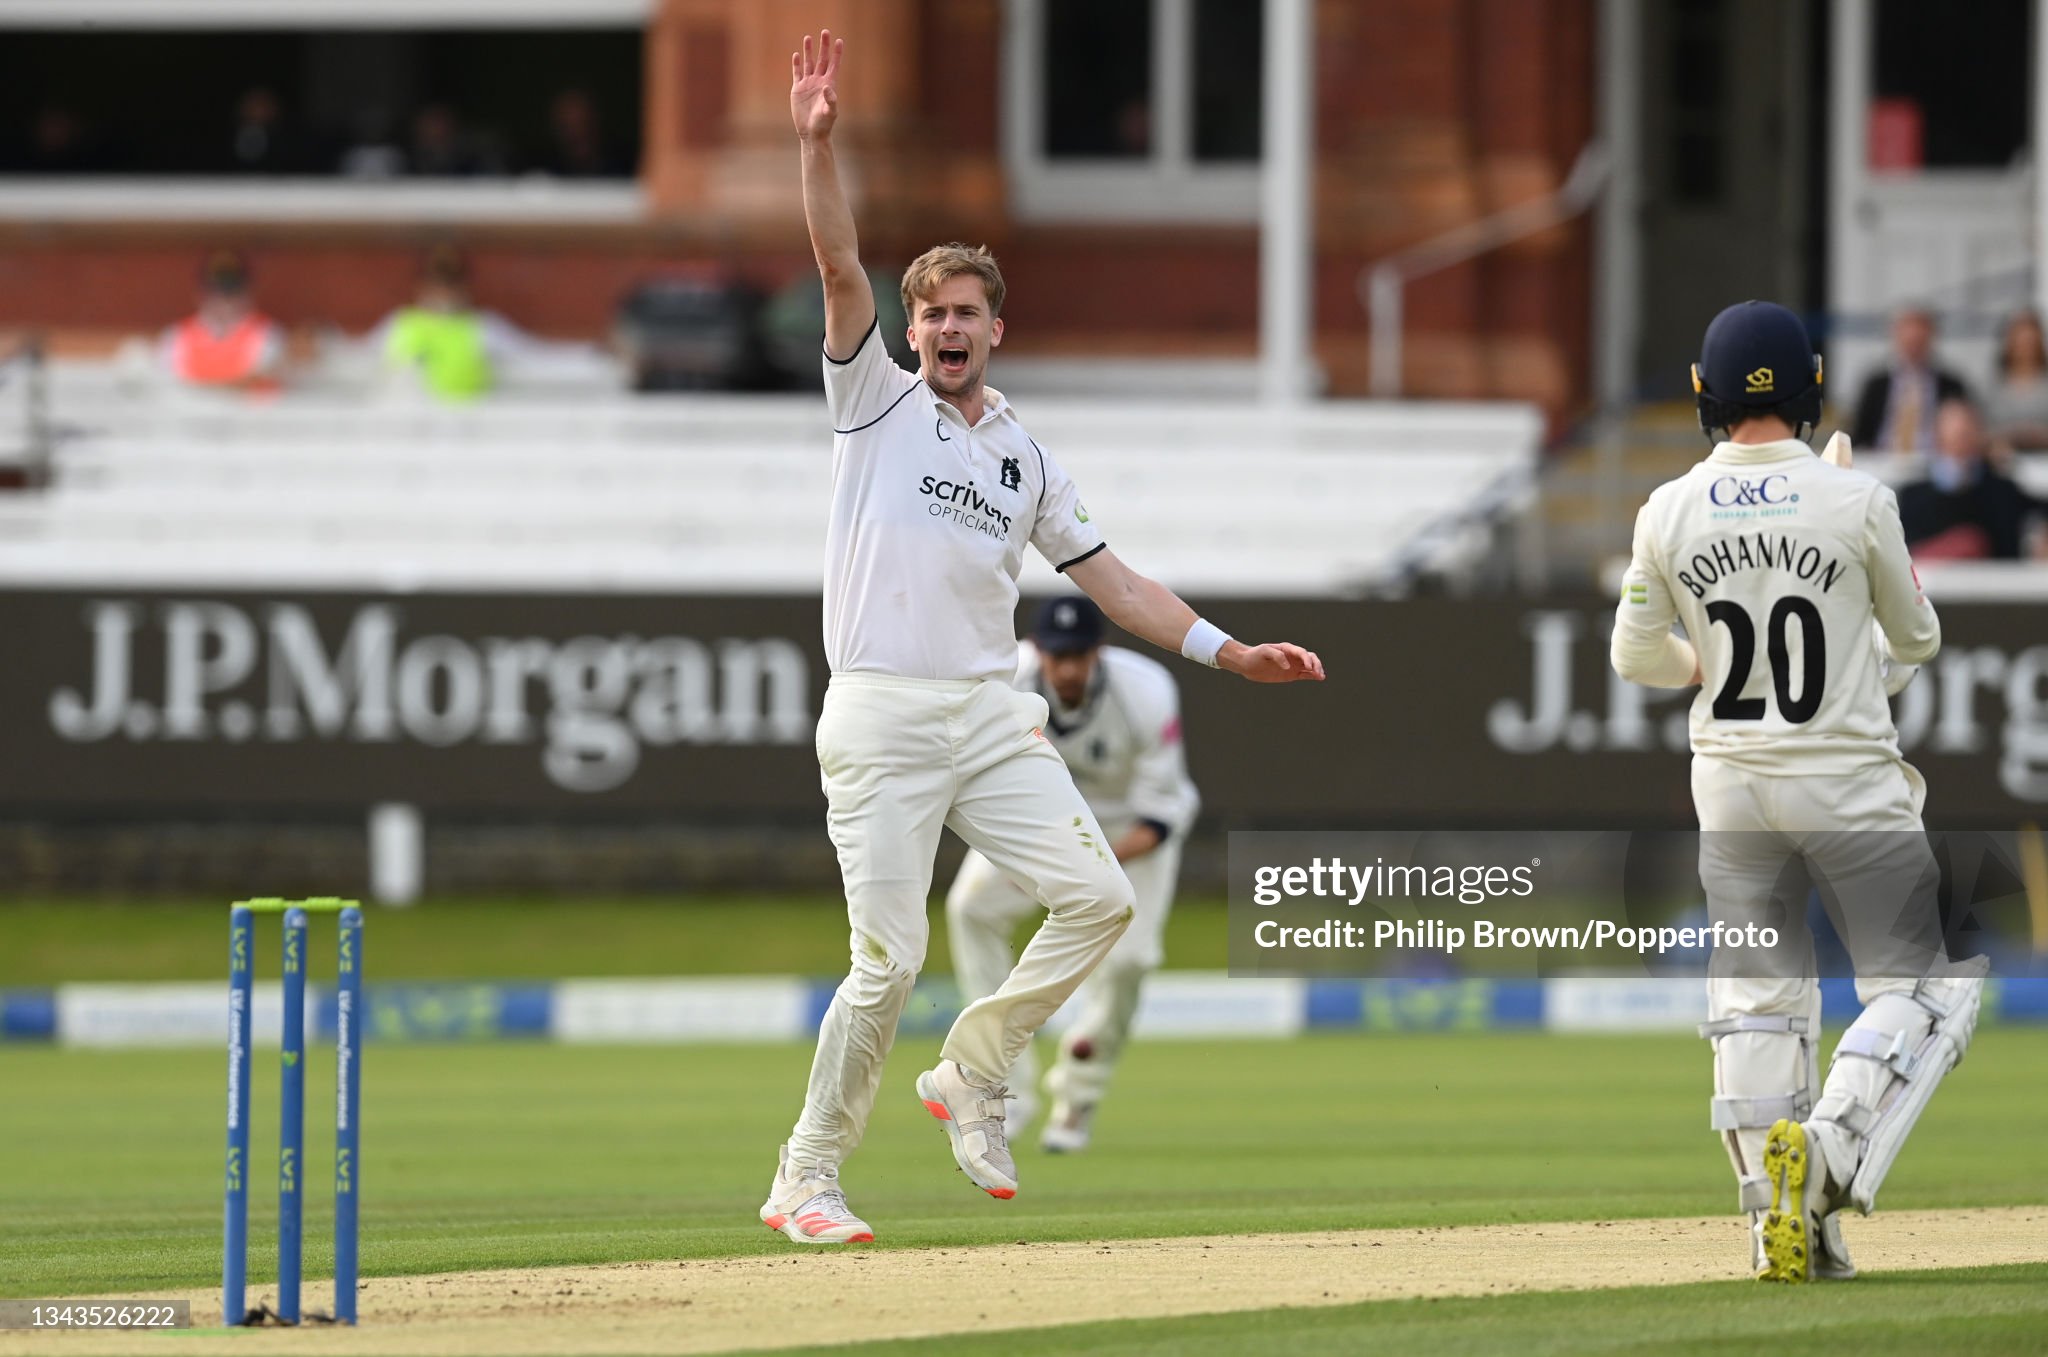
left=760, top=1148, right=874, bottom=1245
left=916, top=1060, right=1019, bottom=1199
left=1039, top=1099, right=1096, bottom=1154
left=1813, top=1212, right=1857, bottom=1281
left=1756, top=1118, right=1833, bottom=1283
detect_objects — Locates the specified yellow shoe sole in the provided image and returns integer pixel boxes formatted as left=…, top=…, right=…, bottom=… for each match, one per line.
left=1757, top=1118, right=1811, bottom=1284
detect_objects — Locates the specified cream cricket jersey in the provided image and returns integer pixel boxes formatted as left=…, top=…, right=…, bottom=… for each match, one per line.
left=821, top=322, right=1105, bottom=682
left=1612, top=438, right=1941, bottom=775
left=1013, top=642, right=1200, bottom=839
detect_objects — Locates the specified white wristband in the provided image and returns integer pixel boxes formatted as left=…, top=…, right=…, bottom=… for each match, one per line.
left=1180, top=618, right=1230, bottom=668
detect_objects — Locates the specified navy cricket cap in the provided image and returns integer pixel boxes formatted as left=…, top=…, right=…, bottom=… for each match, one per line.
left=1033, top=596, right=1104, bottom=654
left=1693, top=300, right=1823, bottom=439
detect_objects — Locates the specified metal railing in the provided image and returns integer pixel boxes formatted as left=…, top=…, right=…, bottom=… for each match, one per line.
left=1359, top=143, right=1611, bottom=398
left=0, top=335, right=51, bottom=490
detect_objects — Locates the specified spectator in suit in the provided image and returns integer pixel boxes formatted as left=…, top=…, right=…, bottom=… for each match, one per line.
left=1850, top=306, right=1969, bottom=452
left=1983, top=310, right=2048, bottom=452
left=1897, top=398, right=2045, bottom=560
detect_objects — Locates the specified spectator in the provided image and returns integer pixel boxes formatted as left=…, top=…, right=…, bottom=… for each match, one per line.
left=224, top=87, right=305, bottom=175
left=1850, top=306, right=1969, bottom=452
left=157, top=251, right=285, bottom=391
left=374, top=248, right=553, bottom=401
left=1896, top=398, right=2045, bottom=560
left=1983, top=310, right=2048, bottom=451
left=539, top=89, right=628, bottom=177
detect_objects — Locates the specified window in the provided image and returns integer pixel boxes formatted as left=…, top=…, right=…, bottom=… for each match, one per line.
left=1041, top=2, right=1153, bottom=158
left=1667, top=0, right=1727, bottom=206
left=1873, top=0, right=2028, bottom=169
left=1005, top=0, right=1263, bottom=223
left=0, top=8, right=645, bottom=222
left=1191, top=0, right=1262, bottom=162
left=0, top=29, right=642, bottom=179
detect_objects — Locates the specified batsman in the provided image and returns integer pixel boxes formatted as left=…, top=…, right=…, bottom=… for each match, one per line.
left=1610, top=301, right=1984, bottom=1283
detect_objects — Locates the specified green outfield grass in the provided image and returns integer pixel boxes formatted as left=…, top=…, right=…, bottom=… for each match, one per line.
left=8, top=899, right=2044, bottom=1355
left=761, top=1263, right=2048, bottom=1357
left=4, top=1030, right=2046, bottom=1301
left=0, top=896, right=1233, bottom=985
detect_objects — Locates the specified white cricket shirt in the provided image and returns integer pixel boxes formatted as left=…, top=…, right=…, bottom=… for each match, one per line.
left=821, top=321, right=1105, bottom=681
left=1612, top=438, right=1942, bottom=775
left=1011, top=642, right=1201, bottom=838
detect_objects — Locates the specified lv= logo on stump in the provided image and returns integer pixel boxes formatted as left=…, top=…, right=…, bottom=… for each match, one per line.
left=224, top=898, right=363, bottom=1326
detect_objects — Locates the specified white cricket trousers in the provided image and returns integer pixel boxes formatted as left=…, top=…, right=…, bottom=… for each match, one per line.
left=784, top=674, right=1135, bottom=1169
left=1692, top=754, right=1944, bottom=1208
left=947, top=833, right=1179, bottom=1107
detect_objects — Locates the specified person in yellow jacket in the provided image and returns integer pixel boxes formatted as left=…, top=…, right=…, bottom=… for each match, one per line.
left=372, top=248, right=559, bottom=401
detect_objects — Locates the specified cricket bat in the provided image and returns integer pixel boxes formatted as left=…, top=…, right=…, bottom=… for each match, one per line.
left=1821, top=431, right=1853, bottom=467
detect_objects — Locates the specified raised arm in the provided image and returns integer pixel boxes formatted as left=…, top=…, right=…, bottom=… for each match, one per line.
left=1066, top=548, right=1324, bottom=684
left=791, top=30, right=877, bottom=359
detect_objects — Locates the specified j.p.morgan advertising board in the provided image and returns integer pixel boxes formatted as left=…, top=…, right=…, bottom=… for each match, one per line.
left=3, top=591, right=2041, bottom=824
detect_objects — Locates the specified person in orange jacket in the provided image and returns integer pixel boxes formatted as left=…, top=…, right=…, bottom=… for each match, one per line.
left=159, top=251, right=285, bottom=391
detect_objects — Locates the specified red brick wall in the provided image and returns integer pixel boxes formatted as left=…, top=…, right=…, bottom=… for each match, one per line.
left=1315, top=0, right=1595, bottom=408
left=0, top=0, right=1595, bottom=414
left=0, top=229, right=815, bottom=344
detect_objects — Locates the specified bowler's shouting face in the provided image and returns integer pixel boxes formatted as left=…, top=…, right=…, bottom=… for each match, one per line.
left=910, top=274, right=1002, bottom=400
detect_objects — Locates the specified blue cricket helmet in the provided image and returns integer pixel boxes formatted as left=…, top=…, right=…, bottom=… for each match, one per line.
left=1692, top=300, right=1824, bottom=443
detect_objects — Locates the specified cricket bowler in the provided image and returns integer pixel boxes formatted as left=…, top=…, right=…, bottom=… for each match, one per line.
left=1610, top=300, right=1984, bottom=1283
left=946, top=596, right=1200, bottom=1152
left=762, top=30, right=1324, bottom=1246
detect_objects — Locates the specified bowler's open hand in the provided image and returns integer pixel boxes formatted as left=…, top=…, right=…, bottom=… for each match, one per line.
left=1221, top=642, right=1325, bottom=684
left=791, top=30, right=843, bottom=140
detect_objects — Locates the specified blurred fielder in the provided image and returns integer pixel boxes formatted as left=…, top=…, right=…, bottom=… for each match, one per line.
left=946, top=596, right=1200, bottom=1152
left=1612, top=300, right=1983, bottom=1283
left=764, top=30, right=1323, bottom=1246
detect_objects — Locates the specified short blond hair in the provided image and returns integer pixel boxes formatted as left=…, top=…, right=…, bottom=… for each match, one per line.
left=900, top=242, right=1005, bottom=317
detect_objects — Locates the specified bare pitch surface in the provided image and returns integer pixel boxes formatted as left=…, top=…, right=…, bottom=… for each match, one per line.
left=1, top=1209, right=2043, bottom=1356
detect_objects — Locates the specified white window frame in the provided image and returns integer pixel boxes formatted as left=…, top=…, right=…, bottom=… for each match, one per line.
left=1003, top=0, right=1260, bottom=224
left=0, top=178, right=645, bottom=225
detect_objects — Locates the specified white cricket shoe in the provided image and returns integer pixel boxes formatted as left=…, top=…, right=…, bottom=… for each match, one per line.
left=759, top=1147, right=874, bottom=1244
left=915, top=1060, right=1018, bottom=1199
left=1039, top=1100, right=1096, bottom=1154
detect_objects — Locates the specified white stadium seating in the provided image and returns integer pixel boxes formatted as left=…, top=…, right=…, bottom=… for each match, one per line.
left=0, top=365, right=1544, bottom=597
